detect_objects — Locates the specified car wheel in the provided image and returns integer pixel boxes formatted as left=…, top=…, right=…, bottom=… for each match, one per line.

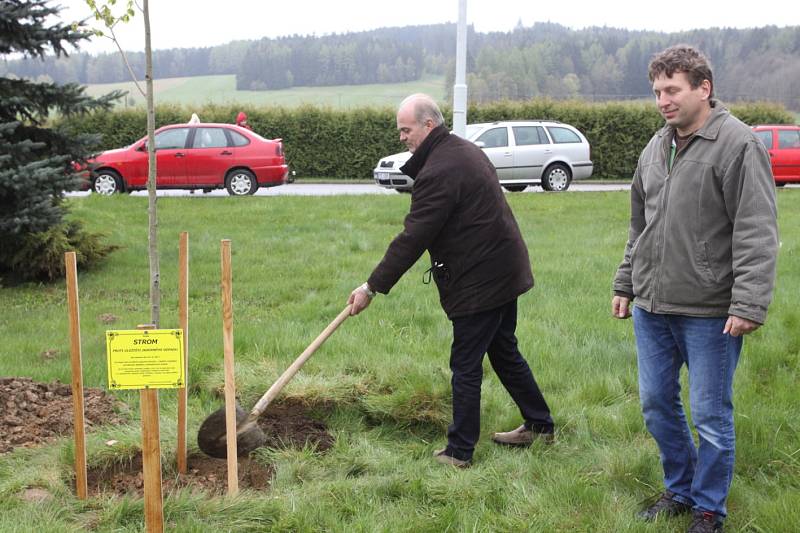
left=542, top=163, right=571, bottom=192
left=503, top=185, right=527, bottom=192
left=92, top=170, right=122, bottom=195
left=226, top=169, right=258, bottom=196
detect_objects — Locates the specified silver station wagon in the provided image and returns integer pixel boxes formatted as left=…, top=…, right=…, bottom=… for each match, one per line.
left=374, top=120, right=593, bottom=192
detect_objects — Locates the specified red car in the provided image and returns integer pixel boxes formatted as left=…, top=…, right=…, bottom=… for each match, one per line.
left=87, top=123, right=289, bottom=195
left=753, top=124, right=800, bottom=186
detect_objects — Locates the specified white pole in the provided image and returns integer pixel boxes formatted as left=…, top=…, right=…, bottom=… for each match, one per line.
left=453, top=0, right=468, bottom=138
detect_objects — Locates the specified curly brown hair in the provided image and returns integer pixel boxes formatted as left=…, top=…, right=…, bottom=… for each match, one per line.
left=648, top=45, right=714, bottom=98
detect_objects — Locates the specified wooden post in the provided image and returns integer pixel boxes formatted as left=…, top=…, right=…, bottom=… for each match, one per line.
left=221, top=240, right=239, bottom=495
left=65, top=252, right=88, bottom=500
left=137, top=324, right=164, bottom=533
left=177, top=232, right=189, bottom=474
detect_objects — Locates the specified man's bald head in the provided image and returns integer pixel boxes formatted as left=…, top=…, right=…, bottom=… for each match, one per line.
left=396, top=94, right=445, bottom=153
left=398, top=93, right=445, bottom=127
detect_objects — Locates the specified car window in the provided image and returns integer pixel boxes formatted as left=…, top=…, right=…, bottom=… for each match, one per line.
left=476, top=127, right=509, bottom=148
left=755, top=130, right=773, bottom=149
left=230, top=130, right=250, bottom=147
left=513, top=126, right=548, bottom=146
left=155, top=128, right=189, bottom=150
left=777, top=129, right=800, bottom=149
left=465, top=125, right=482, bottom=139
left=193, top=127, right=228, bottom=149
left=546, top=126, right=582, bottom=144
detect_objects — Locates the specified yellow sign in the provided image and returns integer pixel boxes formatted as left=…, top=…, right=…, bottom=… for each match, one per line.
left=106, top=329, right=185, bottom=390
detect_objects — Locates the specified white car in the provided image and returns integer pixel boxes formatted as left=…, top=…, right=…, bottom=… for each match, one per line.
left=373, top=120, right=593, bottom=192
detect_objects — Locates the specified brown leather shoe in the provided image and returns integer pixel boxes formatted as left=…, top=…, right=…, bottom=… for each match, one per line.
left=491, top=425, right=554, bottom=446
left=433, top=448, right=470, bottom=468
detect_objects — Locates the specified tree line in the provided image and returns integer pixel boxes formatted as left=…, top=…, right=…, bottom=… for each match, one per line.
left=450, top=23, right=800, bottom=109
left=236, top=33, right=424, bottom=89
left=2, top=22, right=798, bottom=108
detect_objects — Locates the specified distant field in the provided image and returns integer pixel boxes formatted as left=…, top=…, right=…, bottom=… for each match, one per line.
left=83, top=74, right=448, bottom=109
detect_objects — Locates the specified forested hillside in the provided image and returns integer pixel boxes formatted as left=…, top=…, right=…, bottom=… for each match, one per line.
left=3, top=22, right=798, bottom=108
left=454, top=23, right=800, bottom=109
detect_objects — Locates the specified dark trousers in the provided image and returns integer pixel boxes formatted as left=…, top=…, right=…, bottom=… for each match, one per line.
left=446, top=298, right=553, bottom=460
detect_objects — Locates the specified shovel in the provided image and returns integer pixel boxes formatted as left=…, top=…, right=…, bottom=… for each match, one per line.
left=197, top=305, right=351, bottom=458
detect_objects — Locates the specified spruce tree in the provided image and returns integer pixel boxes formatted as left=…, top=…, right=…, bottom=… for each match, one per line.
left=0, top=0, right=123, bottom=282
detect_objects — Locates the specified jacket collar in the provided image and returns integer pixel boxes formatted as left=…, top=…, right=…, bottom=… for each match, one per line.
left=400, top=125, right=450, bottom=179
left=656, top=99, right=730, bottom=143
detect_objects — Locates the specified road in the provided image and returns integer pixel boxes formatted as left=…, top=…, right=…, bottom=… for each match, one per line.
left=67, top=182, right=633, bottom=197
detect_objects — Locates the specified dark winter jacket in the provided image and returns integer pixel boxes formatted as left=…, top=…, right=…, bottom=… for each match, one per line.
left=367, top=125, right=534, bottom=319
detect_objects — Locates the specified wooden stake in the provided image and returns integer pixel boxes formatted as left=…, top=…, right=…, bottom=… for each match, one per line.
left=65, top=252, right=88, bottom=500
left=137, top=325, right=164, bottom=533
left=221, top=240, right=239, bottom=495
left=177, top=232, right=189, bottom=474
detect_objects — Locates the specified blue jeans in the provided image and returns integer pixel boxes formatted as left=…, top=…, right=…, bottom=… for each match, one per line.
left=633, top=307, right=743, bottom=518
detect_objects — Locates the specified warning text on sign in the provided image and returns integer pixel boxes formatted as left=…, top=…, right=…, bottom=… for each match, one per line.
left=106, top=329, right=185, bottom=390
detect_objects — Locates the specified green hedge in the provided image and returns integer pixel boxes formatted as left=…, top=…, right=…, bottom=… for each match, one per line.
left=60, top=100, right=793, bottom=180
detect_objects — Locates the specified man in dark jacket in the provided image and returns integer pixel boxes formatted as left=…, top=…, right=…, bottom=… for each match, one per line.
left=348, top=93, right=554, bottom=467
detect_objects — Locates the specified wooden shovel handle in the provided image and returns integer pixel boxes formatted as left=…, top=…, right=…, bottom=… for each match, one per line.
left=249, top=305, right=351, bottom=418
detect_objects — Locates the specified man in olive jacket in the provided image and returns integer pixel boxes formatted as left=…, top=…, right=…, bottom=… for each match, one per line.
left=349, top=94, right=554, bottom=467
left=612, top=46, right=778, bottom=533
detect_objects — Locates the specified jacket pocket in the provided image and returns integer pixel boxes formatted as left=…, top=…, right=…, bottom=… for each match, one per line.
left=629, top=237, right=642, bottom=263
left=695, top=241, right=718, bottom=284
left=425, top=258, right=452, bottom=287
left=630, top=239, right=652, bottom=299
left=433, top=263, right=452, bottom=286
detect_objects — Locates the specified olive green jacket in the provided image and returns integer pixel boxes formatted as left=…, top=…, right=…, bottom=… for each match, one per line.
left=613, top=102, right=778, bottom=324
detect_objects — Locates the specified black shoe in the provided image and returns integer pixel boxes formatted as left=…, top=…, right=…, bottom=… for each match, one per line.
left=637, top=491, right=693, bottom=521
left=687, top=510, right=723, bottom=532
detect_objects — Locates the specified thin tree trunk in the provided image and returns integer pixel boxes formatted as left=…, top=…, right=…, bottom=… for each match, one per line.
left=143, top=0, right=160, bottom=327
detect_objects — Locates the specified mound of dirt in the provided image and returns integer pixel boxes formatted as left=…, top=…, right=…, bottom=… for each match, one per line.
left=0, top=377, right=126, bottom=454
left=2, top=377, right=335, bottom=496
left=87, top=452, right=273, bottom=496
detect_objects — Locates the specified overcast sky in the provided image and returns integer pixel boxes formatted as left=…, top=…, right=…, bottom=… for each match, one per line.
left=58, top=0, right=793, bottom=55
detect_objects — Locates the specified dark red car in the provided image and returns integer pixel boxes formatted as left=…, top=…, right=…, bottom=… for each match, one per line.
left=753, top=124, right=800, bottom=186
left=87, top=123, right=289, bottom=196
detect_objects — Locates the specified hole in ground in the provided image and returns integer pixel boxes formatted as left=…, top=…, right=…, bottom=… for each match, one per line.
left=86, top=452, right=273, bottom=496
left=86, top=399, right=334, bottom=496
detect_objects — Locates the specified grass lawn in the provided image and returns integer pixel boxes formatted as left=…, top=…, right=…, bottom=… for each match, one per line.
left=0, top=190, right=798, bottom=531
left=83, top=74, right=448, bottom=109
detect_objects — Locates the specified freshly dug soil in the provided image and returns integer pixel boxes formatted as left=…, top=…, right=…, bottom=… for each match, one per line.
left=86, top=452, right=274, bottom=496
left=2, top=377, right=334, bottom=496
left=88, top=400, right=334, bottom=496
left=0, top=377, right=126, bottom=454
left=255, top=400, right=335, bottom=452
